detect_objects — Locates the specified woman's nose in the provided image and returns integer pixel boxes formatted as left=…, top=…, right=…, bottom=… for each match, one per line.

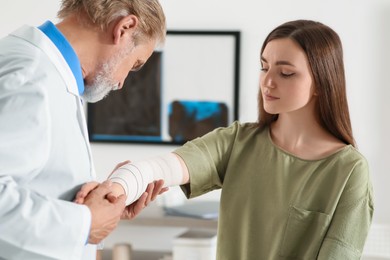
left=261, top=71, right=275, bottom=89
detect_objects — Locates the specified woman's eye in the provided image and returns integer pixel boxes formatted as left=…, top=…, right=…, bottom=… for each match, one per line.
left=281, top=72, right=295, bottom=77
left=261, top=67, right=268, bottom=72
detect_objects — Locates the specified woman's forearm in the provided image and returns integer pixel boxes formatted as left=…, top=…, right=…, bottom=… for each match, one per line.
left=108, top=153, right=189, bottom=205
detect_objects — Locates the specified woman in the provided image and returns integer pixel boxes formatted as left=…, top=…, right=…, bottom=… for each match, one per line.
left=78, top=19, right=374, bottom=259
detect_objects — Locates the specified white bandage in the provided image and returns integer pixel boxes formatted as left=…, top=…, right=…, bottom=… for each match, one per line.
left=109, top=153, right=184, bottom=205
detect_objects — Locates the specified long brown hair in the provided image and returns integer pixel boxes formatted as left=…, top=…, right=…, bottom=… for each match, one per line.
left=257, top=20, right=356, bottom=147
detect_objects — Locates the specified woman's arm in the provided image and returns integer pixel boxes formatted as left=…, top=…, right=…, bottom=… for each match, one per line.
left=317, top=160, right=374, bottom=259
left=109, top=153, right=189, bottom=205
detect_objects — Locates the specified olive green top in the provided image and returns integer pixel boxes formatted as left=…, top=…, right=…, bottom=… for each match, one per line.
left=174, top=122, right=373, bottom=260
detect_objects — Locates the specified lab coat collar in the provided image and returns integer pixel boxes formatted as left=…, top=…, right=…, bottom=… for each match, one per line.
left=38, top=21, right=85, bottom=95
left=10, top=25, right=80, bottom=97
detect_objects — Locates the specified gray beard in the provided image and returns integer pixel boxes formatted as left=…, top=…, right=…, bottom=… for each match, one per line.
left=81, top=47, right=132, bottom=103
left=81, top=66, right=119, bottom=103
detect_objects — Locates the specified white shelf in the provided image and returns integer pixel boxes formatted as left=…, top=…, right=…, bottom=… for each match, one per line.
left=98, top=249, right=171, bottom=260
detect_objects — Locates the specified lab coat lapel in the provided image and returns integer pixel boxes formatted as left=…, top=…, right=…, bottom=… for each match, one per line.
left=11, top=25, right=80, bottom=96
left=11, top=25, right=96, bottom=178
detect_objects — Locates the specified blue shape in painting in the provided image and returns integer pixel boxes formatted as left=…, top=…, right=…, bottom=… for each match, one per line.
left=169, top=100, right=228, bottom=142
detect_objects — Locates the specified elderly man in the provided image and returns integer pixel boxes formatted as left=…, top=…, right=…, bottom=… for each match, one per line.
left=0, top=0, right=166, bottom=259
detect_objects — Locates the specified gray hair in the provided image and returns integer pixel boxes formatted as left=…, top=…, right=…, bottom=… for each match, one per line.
left=58, top=0, right=166, bottom=45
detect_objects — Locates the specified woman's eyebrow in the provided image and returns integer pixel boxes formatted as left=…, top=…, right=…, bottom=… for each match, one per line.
left=261, top=56, right=295, bottom=67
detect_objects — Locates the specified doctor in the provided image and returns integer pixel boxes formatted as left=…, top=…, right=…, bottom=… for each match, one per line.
left=0, top=0, right=166, bottom=259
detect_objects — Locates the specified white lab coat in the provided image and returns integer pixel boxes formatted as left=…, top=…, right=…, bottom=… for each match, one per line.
left=0, top=25, right=97, bottom=259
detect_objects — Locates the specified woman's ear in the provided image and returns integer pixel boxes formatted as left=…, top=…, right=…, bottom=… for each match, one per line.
left=312, top=84, right=318, bottom=96
left=112, top=15, right=138, bottom=45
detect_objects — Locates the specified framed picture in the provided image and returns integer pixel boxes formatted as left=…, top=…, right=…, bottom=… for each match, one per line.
left=87, top=30, right=240, bottom=145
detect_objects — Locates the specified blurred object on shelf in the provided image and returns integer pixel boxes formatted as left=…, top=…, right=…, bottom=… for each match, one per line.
left=112, top=243, right=132, bottom=260
left=173, top=230, right=217, bottom=260
left=164, top=201, right=219, bottom=220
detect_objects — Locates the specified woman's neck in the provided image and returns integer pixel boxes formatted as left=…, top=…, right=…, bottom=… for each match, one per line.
left=269, top=110, right=346, bottom=160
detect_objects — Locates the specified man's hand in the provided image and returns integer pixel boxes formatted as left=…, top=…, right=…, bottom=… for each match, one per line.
left=83, top=181, right=126, bottom=244
left=74, top=181, right=99, bottom=204
left=75, top=179, right=168, bottom=219
left=74, top=161, right=131, bottom=204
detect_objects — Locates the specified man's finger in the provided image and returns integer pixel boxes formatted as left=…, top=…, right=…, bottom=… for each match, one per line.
left=115, top=194, right=126, bottom=207
left=75, top=181, right=99, bottom=200
left=80, top=181, right=100, bottom=193
left=101, top=180, right=113, bottom=187
left=89, top=180, right=112, bottom=197
left=106, top=193, right=117, bottom=203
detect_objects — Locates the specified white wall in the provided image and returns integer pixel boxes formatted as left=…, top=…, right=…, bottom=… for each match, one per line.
left=1, top=0, right=389, bottom=247
left=95, top=0, right=390, bottom=224
left=0, top=0, right=60, bottom=33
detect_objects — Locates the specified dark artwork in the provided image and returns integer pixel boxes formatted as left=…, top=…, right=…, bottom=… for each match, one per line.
left=169, top=100, right=228, bottom=142
left=88, top=31, right=240, bottom=145
left=88, top=52, right=162, bottom=142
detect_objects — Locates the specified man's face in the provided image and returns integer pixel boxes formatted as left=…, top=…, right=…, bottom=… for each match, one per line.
left=82, top=40, right=156, bottom=103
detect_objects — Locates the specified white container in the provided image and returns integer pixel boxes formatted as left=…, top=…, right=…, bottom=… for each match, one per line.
left=173, top=230, right=217, bottom=260
left=112, top=243, right=132, bottom=260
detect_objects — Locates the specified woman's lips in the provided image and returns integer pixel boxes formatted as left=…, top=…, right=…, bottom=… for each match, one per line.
left=264, top=93, right=279, bottom=101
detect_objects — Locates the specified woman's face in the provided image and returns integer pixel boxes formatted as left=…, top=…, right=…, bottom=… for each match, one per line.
left=260, top=38, right=316, bottom=115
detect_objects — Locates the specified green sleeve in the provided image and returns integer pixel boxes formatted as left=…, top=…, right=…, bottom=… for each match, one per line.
left=173, top=122, right=239, bottom=198
left=317, top=159, right=374, bottom=259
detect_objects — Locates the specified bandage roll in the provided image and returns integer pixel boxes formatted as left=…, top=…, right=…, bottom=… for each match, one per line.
left=109, top=153, right=183, bottom=205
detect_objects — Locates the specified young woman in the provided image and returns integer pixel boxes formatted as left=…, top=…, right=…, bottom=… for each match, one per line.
left=78, top=19, right=373, bottom=259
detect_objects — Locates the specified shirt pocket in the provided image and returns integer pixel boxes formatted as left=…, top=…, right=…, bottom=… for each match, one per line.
left=279, top=205, right=331, bottom=259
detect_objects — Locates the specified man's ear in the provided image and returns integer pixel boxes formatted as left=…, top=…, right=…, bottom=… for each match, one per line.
left=112, top=15, right=138, bottom=45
